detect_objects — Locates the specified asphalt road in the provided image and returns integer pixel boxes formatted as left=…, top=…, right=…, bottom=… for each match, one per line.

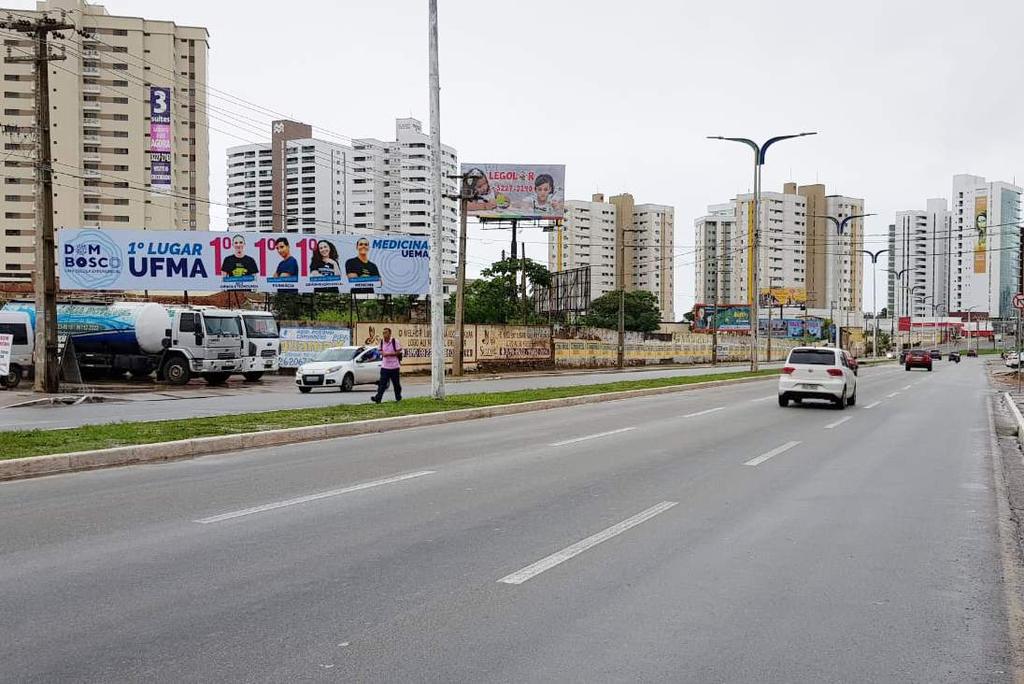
left=0, top=361, right=781, bottom=431
left=0, top=359, right=1012, bottom=682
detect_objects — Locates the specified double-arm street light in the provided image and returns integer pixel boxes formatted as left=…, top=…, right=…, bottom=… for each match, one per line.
left=708, top=132, right=817, bottom=371
left=814, top=212, right=875, bottom=348
left=860, top=249, right=888, bottom=357
left=885, top=267, right=909, bottom=346
left=908, top=284, right=926, bottom=348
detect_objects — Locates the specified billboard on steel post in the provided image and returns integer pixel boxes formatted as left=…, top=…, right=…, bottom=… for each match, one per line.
left=459, top=163, right=565, bottom=220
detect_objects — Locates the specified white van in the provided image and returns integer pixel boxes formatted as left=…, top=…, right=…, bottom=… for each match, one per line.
left=0, top=310, right=34, bottom=388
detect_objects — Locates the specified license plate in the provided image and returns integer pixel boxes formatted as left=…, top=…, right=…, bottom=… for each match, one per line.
left=800, top=383, right=821, bottom=390
left=303, top=375, right=323, bottom=385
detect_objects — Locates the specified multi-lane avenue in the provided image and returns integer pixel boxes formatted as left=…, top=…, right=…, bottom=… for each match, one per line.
left=0, top=359, right=1014, bottom=682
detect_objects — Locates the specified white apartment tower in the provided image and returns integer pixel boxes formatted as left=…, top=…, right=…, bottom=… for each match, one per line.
left=694, top=203, right=736, bottom=305
left=226, top=117, right=459, bottom=280
left=548, top=194, right=617, bottom=299
left=888, top=175, right=1022, bottom=319
left=0, top=0, right=210, bottom=282
left=887, top=199, right=951, bottom=317
left=548, top=193, right=676, bottom=320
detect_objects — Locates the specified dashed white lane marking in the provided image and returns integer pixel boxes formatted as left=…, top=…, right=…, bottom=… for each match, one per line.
left=863, top=401, right=881, bottom=409
left=683, top=407, right=726, bottom=418
left=902, top=384, right=912, bottom=390
left=752, top=396, right=776, bottom=402
left=824, top=416, right=853, bottom=429
left=194, top=471, right=436, bottom=524
left=887, top=392, right=900, bottom=398
left=744, top=441, right=801, bottom=467
left=550, top=427, right=636, bottom=447
left=497, top=501, right=678, bottom=585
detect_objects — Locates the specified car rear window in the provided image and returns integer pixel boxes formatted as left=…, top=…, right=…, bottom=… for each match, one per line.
left=789, top=349, right=837, bottom=365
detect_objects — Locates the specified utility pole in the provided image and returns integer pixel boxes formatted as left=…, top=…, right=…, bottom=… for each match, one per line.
left=451, top=172, right=475, bottom=377
left=617, top=228, right=641, bottom=369
left=521, top=244, right=528, bottom=325
left=427, top=0, right=445, bottom=399
left=3, top=12, right=73, bottom=393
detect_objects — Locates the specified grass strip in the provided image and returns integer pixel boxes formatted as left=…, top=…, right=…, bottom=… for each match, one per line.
left=3, top=369, right=779, bottom=460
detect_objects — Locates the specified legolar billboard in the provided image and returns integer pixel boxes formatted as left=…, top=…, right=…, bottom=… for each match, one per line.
left=58, top=229, right=431, bottom=294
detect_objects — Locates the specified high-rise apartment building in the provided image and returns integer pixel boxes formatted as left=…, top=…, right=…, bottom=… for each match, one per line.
left=887, top=199, right=951, bottom=317
left=226, top=117, right=459, bottom=280
left=549, top=194, right=617, bottom=298
left=548, top=192, right=675, bottom=320
left=695, top=182, right=863, bottom=315
left=0, top=0, right=209, bottom=282
left=694, top=203, right=736, bottom=305
left=888, top=175, right=1021, bottom=319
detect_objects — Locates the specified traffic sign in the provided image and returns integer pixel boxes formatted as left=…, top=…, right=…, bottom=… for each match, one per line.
left=1014, top=293, right=1024, bottom=311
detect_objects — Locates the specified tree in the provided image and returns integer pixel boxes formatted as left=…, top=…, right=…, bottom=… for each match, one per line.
left=463, top=257, right=551, bottom=325
left=581, top=289, right=662, bottom=333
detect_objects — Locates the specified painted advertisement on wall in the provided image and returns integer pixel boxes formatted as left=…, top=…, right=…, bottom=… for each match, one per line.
left=355, top=323, right=477, bottom=368
left=278, top=327, right=352, bottom=368
left=692, top=304, right=752, bottom=332
left=477, top=325, right=551, bottom=361
left=57, top=229, right=431, bottom=294
left=149, top=87, right=172, bottom=192
left=460, top=163, right=565, bottom=220
left=975, top=195, right=988, bottom=274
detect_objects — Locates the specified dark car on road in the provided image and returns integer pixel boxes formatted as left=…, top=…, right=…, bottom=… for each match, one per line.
left=929, top=349, right=942, bottom=360
left=899, top=350, right=909, bottom=364
left=948, top=351, right=961, bottom=363
left=906, top=349, right=933, bottom=371
left=966, top=348, right=978, bottom=357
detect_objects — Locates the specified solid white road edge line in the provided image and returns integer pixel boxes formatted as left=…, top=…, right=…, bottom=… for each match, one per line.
left=863, top=401, right=881, bottom=409
left=194, top=470, right=436, bottom=524
left=497, top=501, right=678, bottom=585
left=744, top=441, right=801, bottom=467
left=549, top=427, right=636, bottom=447
left=683, top=407, right=726, bottom=418
left=824, top=416, right=853, bottom=429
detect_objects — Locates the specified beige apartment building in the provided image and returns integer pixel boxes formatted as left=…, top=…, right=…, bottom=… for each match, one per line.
left=550, top=192, right=675, bottom=321
left=0, top=0, right=209, bottom=282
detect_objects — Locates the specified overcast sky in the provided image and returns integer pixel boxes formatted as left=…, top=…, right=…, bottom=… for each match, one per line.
left=19, top=0, right=1024, bottom=316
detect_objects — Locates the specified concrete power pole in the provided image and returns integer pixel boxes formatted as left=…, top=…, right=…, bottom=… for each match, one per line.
left=427, top=0, right=445, bottom=399
left=3, top=12, right=73, bottom=393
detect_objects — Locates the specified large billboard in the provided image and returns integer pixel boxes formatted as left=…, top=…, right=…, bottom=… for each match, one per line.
left=460, top=163, right=565, bottom=220
left=974, top=195, right=988, bottom=274
left=693, top=304, right=752, bottom=332
left=149, top=87, right=172, bottom=193
left=58, top=229, right=430, bottom=294
left=760, top=287, right=807, bottom=307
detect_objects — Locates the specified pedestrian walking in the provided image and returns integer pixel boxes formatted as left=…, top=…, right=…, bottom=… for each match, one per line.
left=371, top=327, right=402, bottom=403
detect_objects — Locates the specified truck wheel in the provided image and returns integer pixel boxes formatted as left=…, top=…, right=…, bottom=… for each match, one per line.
left=2, top=363, right=21, bottom=389
left=203, top=372, right=231, bottom=385
left=163, top=357, right=191, bottom=385
left=340, top=373, right=354, bottom=392
left=242, top=372, right=264, bottom=382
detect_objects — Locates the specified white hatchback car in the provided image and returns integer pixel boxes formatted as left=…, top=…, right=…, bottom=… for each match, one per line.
left=295, top=346, right=382, bottom=393
left=778, top=346, right=858, bottom=409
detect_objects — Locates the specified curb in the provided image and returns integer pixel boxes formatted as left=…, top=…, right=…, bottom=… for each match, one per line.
left=0, top=374, right=775, bottom=482
left=1004, top=392, right=1024, bottom=445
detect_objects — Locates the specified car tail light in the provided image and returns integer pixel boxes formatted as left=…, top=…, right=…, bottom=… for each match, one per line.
left=781, top=366, right=796, bottom=374
left=826, top=368, right=844, bottom=377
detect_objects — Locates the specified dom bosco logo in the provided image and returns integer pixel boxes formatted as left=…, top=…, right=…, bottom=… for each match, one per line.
left=62, top=230, right=123, bottom=289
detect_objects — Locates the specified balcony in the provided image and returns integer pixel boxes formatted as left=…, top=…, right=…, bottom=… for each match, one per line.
left=82, top=168, right=101, bottom=178
left=82, top=101, right=101, bottom=112
left=82, top=66, right=100, bottom=76
left=82, top=84, right=101, bottom=94
left=82, top=134, right=100, bottom=144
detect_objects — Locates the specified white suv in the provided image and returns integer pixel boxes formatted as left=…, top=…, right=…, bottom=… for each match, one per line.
left=778, top=346, right=858, bottom=409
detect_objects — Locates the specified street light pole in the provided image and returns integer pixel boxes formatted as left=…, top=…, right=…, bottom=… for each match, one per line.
left=708, top=132, right=817, bottom=371
left=885, top=267, right=908, bottom=352
left=815, top=213, right=874, bottom=349
left=427, top=0, right=445, bottom=399
left=860, top=249, right=888, bottom=358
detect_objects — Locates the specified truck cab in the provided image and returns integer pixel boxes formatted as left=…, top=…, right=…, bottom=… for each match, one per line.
left=237, top=311, right=280, bottom=381
left=0, top=310, right=33, bottom=388
left=159, top=307, right=244, bottom=385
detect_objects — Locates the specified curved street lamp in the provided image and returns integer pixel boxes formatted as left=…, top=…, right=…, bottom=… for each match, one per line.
left=813, top=213, right=875, bottom=348
left=861, top=249, right=888, bottom=357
